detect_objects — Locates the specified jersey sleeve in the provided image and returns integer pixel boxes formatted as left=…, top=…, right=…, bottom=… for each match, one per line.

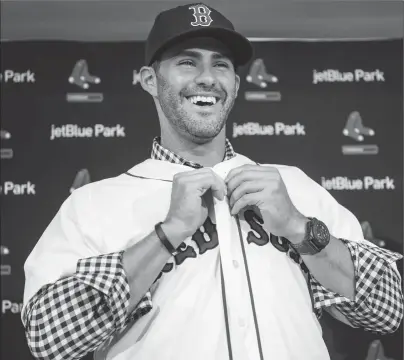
left=275, top=165, right=403, bottom=333
left=21, top=185, right=154, bottom=359
left=22, top=251, right=153, bottom=359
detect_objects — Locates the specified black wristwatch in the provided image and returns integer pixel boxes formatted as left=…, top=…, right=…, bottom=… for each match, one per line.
left=290, top=217, right=330, bottom=255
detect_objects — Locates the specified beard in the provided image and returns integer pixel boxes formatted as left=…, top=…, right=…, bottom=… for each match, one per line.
left=156, top=74, right=236, bottom=143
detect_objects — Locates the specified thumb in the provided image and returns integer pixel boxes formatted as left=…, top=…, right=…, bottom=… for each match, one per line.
left=211, top=174, right=227, bottom=201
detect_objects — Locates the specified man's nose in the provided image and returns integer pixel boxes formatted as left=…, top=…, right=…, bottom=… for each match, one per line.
left=194, top=66, right=216, bottom=87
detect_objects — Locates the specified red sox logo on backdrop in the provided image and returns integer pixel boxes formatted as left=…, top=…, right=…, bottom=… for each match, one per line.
left=0, top=129, right=13, bottom=160
left=189, top=4, right=213, bottom=27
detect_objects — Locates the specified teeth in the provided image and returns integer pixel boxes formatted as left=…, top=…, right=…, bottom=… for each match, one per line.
left=189, top=95, right=217, bottom=105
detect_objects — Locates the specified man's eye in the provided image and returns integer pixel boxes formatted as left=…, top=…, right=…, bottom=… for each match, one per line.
left=179, top=60, right=195, bottom=66
left=215, top=62, right=230, bottom=68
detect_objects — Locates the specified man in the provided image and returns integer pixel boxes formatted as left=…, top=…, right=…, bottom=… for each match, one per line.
left=22, top=4, right=403, bottom=360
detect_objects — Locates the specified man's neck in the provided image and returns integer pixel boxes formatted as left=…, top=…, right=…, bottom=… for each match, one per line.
left=160, top=129, right=226, bottom=168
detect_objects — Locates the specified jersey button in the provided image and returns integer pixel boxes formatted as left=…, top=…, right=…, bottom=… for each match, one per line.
left=232, top=260, right=239, bottom=268
left=238, top=318, right=246, bottom=327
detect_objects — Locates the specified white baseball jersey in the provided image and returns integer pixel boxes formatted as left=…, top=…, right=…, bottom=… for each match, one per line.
left=23, top=153, right=368, bottom=360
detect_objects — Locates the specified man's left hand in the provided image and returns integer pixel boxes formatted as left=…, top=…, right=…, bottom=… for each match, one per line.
left=225, top=165, right=308, bottom=240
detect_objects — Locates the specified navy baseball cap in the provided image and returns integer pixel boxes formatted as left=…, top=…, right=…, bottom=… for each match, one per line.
left=145, top=3, right=253, bottom=67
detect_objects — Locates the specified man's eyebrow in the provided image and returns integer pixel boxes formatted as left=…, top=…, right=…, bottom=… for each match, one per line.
left=211, top=52, right=233, bottom=61
left=175, top=49, right=201, bottom=58
left=174, top=49, right=233, bottom=61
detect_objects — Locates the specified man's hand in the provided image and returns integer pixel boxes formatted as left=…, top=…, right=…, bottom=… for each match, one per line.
left=162, top=168, right=227, bottom=247
left=225, top=164, right=308, bottom=240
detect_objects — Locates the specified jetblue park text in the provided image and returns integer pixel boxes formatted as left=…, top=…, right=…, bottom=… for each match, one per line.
left=321, top=176, right=395, bottom=191
left=313, top=69, right=385, bottom=84
left=50, top=124, right=126, bottom=140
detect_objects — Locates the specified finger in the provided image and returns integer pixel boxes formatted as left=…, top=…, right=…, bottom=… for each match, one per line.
left=229, top=180, right=266, bottom=208
left=174, top=167, right=218, bottom=179
left=195, top=170, right=226, bottom=200
left=225, top=165, right=281, bottom=183
left=174, top=168, right=220, bottom=185
left=210, top=172, right=227, bottom=201
left=227, top=171, right=269, bottom=196
left=231, top=193, right=260, bottom=215
left=227, top=167, right=282, bottom=195
left=197, top=169, right=226, bottom=200
left=173, top=169, right=226, bottom=200
left=225, top=164, right=273, bottom=183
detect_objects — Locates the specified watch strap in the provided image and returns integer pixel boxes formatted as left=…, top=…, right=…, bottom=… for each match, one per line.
left=291, top=238, right=319, bottom=255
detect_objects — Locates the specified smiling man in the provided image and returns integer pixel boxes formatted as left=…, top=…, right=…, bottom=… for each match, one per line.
left=148, top=36, right=240, bottom=166
left=22, top=3, right=403, bottom=360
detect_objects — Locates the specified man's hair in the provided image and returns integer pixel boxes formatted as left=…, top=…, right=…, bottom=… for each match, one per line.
left=151, top=60, right=161, bottom=75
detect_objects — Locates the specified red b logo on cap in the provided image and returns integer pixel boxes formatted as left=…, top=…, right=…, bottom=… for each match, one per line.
left=189, top=4, right=213, bottom=27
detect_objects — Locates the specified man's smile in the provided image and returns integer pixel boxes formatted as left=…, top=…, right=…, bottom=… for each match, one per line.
left=183, top=93, right=224, bottom=112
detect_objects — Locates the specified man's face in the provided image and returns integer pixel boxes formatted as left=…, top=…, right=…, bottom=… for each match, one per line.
left=154, top=37, right=240, bottom=143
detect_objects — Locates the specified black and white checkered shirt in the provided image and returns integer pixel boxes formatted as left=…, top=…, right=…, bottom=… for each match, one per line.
left=151, top=136, right=236, bottom=167
left=22, top=137, right=403, bottom=359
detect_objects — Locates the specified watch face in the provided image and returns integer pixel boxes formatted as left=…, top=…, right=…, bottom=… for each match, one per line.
left=312, top=221, right=330, bottom=246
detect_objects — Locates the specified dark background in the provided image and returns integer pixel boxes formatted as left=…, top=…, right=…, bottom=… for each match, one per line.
left=1, top=39, right=402, bottom=360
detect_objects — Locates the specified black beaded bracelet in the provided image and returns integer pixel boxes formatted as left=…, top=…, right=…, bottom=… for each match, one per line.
left=155, top=222, right=177, bottom=256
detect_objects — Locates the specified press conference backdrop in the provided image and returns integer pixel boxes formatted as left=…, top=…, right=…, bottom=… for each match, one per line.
left=0, top=39, right=403, bottom=360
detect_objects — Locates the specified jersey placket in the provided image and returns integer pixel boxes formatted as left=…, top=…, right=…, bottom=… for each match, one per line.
left=214, top=193, right=263, bottom=360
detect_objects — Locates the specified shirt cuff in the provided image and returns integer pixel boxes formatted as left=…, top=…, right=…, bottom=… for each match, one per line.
left=310, top=239, right=403, bottom=310
left=125, top=292, right=153, bottom=324
left=21, top=283, right=52, bottom=328
left=343, top=239, right=402, bottom=304
left=75, top=251, right=138, bottom=330
left=309, top=239, right=403, bottom=311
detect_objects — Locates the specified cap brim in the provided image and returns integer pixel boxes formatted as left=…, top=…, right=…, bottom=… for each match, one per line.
left=149, top=27, right=253, bottom=67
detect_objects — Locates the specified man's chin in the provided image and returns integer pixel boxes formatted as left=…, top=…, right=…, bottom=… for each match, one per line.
left=174, top=111, right=227, bottom=142
left=181, top=128, right=221, bottom=143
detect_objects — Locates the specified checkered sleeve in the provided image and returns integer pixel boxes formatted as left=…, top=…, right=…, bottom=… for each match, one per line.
left=22, top=251, right=153, bottom=359
left=309, top=239, right=403, bottom=335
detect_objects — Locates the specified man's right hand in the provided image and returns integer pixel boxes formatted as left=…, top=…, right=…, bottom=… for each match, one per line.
left=161, top=168, right=226, bottom=248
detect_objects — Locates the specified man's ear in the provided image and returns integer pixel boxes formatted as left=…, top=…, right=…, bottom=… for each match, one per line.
left=235, top=74, right=241, bottom=98
left=140, top=66, right=158, bottom=97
